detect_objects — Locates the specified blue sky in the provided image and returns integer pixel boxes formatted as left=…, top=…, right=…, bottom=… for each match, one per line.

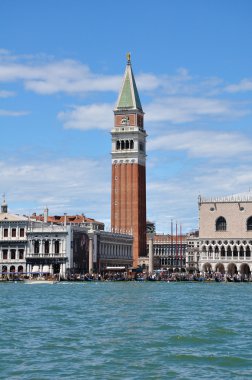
left=1, top=0, right=252, bottom=232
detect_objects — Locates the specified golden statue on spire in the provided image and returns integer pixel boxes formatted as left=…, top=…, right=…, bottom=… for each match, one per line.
left=127, top=52, right=131, bottom=62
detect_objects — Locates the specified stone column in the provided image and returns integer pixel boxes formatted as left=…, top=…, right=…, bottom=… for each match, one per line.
left=89, top=237, right=93, bottom=273
left=148, top=235, right=154, bottom=274
left=62, top=262, right=66, bottom=278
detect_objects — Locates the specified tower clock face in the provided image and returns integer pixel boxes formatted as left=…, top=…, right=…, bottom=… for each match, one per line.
left=120, top=115, right=130, bottom=126
left=115, top=114, right=135, bottom=127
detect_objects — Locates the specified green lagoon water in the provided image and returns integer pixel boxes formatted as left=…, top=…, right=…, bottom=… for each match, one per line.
left=0, top=282, right=252, bottom=379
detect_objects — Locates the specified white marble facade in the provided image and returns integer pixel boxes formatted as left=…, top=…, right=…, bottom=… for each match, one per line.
left=199, top=192, right=252, bottom=276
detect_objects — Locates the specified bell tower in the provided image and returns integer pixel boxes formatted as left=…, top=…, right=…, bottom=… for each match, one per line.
left=111, top=53, right=147, bottom=267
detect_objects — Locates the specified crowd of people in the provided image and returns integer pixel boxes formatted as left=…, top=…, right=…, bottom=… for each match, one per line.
left=65, top=271, right=251, bottom=282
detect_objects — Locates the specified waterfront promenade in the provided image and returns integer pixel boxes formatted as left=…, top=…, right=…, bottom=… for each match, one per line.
left=1, top=271, right=250, bottom=283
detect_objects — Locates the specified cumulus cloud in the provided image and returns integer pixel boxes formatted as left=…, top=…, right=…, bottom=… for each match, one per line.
left=225, top=79, right=252, bottom=93
left=145, top=97, right=248, bottom=124
left=0, top=57, right=121, bottom=95
left=0, top=51, right=251, bottom=128
left=57, top=95, right=248, bottom=132
left=0, top=109, right=29, bottom=116
left=0, top=157, right=111, bottom=220
left=147, top=162, right=252, bottom=232
left=148, top=130, right=252, bottom=159
left=2, top=151, right=252, bottom=233
left=58, top=103, right=113, bottom=130
left=0, top=90, right=15, bottom=98
left=0, top=51, right=238, bottom=98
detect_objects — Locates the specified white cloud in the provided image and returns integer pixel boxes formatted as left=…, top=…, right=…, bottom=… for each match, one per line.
left=0, top=58, right=121, bottom=95
left=0, top=90, right=15, bottom=98
left=147, top=162, right=252, bottom=232
left=0, top=157, right=111, bottom=221
left=145, top=97, right=248, bottom=124
left=57, top=95, right=248, bottom=132
left=0, top=51, right=251, bottom=129
left=0, top=109, right=29, bottom=116
left=225, top=79, right=252, bottom=93
left=2, top=151, right=252, bottom=233
left=58, top=103, right=113, bottom=130
left=0, top=52, right=235, bottom=99
left=149, top=130, right=252, bottom=159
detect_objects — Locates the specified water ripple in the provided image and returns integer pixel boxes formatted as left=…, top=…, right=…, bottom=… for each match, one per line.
left=1, top=282, right=252, bottom=379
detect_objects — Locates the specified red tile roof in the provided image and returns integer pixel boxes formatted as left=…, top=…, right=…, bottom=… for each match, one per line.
left=154, top=234, right=186, bottom=243
left=31, top=213, right=104, bottom=226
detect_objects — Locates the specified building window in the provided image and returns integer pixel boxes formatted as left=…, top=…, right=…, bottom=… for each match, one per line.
left=45, top=241, right=50, bottom=254
left=19, top=250, right=24, bottom=260
left=18, top=265, right=23, bottom=273
left=3, top=250, right=8, bottom=260
left=12, top=229, right=16, bottom=237
left=221, top=246, right=225, bottom=258
left=246, top=246, right=251, bottom=258
left=11, top=250, right=16, bottom=260
left=216, top=217, right=226, bottom=231
left=4, top=229, right=8, bottom=237
left=34, top=241, right=40, bottom=254
left=20, top=228, right=25, bottom=237
left=247, top=217, right=252, bottom=231
left=55, top=241, right=59, bottom=254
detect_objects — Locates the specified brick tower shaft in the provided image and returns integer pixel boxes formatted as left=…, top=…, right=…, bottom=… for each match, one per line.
left=111, top=54, right=147, bottom=267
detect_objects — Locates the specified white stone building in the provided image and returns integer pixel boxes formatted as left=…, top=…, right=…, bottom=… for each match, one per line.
left=26, top=221, right=71, bottom=277
left=0, top=198, right=28, bottom=276
left=186, top=231, right=200, bottom=272
left=199, top=192, right=252, bottom=277
left=0, top=201, right=133, bottom=278
left=96, top=231, right=133, bottom=272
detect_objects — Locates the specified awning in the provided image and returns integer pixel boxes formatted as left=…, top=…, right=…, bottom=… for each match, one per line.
left=106, top=266, right=126, bottom=270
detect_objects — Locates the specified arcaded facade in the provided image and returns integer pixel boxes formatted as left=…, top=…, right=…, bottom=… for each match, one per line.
left=199, top=192, right=252, bottom=277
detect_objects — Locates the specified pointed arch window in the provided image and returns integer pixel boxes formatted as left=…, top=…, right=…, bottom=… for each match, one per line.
left=247, top=216, right=252, bottom=231
left=246, top=246, right=251, bottom=258
left=216, top=216, right=226, bottom=231
left=221, top=246, right=225, bottom=258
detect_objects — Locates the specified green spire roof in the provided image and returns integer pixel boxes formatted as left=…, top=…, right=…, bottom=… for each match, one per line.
left=115, top=56, right=143, bottom=111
